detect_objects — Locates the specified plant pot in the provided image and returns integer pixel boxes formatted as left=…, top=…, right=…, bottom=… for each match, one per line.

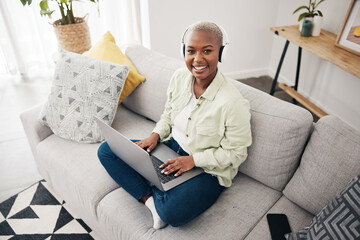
left=53, top=16, right=91, bottom=54
left=301, top=20, right=313, bottom=37
left=299, top=17, right=314, bottom=32
left=312, top=16, right=323, bottom=37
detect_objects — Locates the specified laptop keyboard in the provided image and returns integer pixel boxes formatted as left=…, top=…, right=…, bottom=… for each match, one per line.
left=150, top=155, right=177, bottom=184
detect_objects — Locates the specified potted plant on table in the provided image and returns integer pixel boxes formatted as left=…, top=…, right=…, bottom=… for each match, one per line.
left=293, top=0, right=326, bottom=36
left=20, top=0, right=99, bottom=54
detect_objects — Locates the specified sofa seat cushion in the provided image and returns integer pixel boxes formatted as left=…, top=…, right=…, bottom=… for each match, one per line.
left=36, top=134, right=115, bottom=219
left=283, top=115, right=360, bottom=215
left=96, top=173, right=282, bottom=240
left=35, top=105, right=156, bottom=219
left=229, top=79, right=313, bottom=191
left=244, top=196, right=314, bottom=240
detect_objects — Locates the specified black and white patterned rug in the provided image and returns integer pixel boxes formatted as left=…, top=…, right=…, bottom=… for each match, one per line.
left=0, top=180, right=100, bottom=240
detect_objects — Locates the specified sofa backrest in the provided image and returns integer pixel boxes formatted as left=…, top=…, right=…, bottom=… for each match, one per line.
left=125, top=45, right=313, bottom=191
left=123, top=45, right=184, bottom=122
left=283, top=115, right=360, bottom=215
left=229, top=79, right=313, bottom=190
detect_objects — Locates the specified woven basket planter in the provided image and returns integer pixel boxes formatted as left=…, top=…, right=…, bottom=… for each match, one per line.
left=53, top=16, right=91, bottom=54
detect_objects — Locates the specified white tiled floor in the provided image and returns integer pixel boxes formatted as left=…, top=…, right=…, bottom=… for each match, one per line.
left=0, top=75, right=51, bottom=203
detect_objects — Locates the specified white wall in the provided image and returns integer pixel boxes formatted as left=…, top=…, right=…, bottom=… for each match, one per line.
left=144, top=0, right=360, bottom=131
left=269, top=0, right=360, bottom=130
left=145, top=0, right=280, bottom=78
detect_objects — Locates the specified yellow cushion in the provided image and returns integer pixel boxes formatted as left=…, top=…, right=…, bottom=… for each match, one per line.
left=83, top=31, right=145, bottom=104
left=354, top=26, right=360, bottom=37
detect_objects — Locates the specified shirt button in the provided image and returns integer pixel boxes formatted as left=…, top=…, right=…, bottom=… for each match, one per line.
left=186, top=134, right=189, bottom=137
left=188, top=117, right=191, bottom=120
left=197, top=103, right=200, bottom=107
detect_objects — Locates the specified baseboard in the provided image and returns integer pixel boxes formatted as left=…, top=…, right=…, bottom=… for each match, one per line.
left=225, top=68, right=270, bottom=80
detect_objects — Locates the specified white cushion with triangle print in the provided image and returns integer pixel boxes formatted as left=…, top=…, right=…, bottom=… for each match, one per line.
left=39, top=50, right=130, bottom=143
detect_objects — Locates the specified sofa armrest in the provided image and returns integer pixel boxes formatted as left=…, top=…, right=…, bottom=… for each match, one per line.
left=20, top=103, right=53, bottom=158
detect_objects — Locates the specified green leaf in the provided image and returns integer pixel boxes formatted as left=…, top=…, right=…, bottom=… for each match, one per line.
left=293, top=5, right=309, bottom=15
left=39, top=0, right=48, bottom=11
left=40, top=9, right=54, bottom=17
left=20, top=0, right=28, bottom=6
left=60, top=0, right=68, bottom=4
left=28, top=0, right=32, bottom=4
left=298, top=12, right=310, bottom=22
left=317, top=10, right=323, bottom=17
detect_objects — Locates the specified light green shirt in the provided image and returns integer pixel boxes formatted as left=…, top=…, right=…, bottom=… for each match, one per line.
left=153, top=68, right=252, bottom=187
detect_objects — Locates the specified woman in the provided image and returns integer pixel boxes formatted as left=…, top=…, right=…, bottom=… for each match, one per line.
left=97, top=21, right=252, bottom=229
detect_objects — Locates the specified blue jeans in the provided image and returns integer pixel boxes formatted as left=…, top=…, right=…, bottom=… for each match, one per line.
left=97, top=138, right=224, bottom=227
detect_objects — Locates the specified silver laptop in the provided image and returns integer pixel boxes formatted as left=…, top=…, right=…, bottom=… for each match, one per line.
left=95, top=117, right=203, bottom=191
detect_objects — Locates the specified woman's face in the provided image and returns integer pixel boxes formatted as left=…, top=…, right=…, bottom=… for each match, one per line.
left=184, top=30, right=221, bottom=83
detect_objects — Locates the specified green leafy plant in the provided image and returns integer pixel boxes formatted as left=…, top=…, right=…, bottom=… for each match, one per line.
left=293, top=0, right=325, bottom=22
left=20, top=0, right=98, bottom=25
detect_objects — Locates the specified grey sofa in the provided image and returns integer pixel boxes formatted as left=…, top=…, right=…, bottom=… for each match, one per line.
left=20, top=45, right=360, bottom=240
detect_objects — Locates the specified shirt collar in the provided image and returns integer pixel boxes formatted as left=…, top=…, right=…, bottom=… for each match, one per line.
left=186, top=70, right=224, bottom=101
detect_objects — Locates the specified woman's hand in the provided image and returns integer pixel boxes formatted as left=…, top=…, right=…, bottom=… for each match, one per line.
left=160, top=156, right=195, bottom=177
left=135, top=133, right=159, bottom=152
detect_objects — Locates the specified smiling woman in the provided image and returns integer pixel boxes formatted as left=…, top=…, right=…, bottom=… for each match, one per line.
left=97, top=21, right=252, bottom=229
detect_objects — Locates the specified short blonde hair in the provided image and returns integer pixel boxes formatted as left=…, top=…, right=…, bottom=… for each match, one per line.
left=183, top=21, right=223, bottom=46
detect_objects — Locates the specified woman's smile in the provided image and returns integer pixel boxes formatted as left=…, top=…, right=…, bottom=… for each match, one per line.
left=192, top=65, right=208, bottom=73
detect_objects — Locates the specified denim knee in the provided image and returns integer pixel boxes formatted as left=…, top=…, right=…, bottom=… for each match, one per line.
left=97, top=142, right=112, bottom=162
left=152, top=189, right=196, bottom=227
left=159, top=212, right=178, bottom=227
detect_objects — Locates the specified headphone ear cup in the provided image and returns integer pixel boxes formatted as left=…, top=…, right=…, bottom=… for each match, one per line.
left=179, top=43, right=185, bottom=59
left=219, top=46, right=224, bottom=62
left=219, top=44, right=228, bottom=63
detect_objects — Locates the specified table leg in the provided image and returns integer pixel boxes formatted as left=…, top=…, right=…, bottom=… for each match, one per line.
left=295, top=47, right=302, bottom=91
left=270, top=40, right=290, bottom=95
left=292, top=47, right=302, bottom=104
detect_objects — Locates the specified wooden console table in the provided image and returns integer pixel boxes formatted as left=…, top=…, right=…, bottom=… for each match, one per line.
left=270, top=25, right=360, bottom=118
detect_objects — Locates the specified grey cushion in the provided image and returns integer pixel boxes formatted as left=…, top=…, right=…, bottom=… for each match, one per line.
left=96, top=173, right=282, bottom=240
left=244, top=196, right=314, bottom=240
left=39, top=51, right=129, bottom=143
left=230, top=79, right=314, bottom=191
left=123, top=45, right=185, bottom=123
left=286, top=175, right=360, bottom=240
left=283, top=115, right=360, bottom=215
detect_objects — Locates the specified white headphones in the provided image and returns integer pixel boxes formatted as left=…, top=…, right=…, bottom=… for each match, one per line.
left=181, top=23, right=229, bottom=62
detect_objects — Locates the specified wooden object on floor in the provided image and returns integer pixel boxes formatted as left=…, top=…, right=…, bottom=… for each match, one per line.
left=270, top=25, right=360, bottom=80
left=278, top=83, right=327, bottom=118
